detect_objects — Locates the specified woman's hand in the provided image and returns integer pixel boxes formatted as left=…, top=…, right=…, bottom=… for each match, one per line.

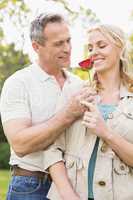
left=60, top=190, right=81, bottom=200
left=81, top=101, right=109, bottom=139
left=60, top=188, right=86, bottom=200
left=64, top=85, right=97, bottom=120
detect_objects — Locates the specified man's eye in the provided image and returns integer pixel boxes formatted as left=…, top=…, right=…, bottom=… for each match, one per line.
left=55, top=42, right=62, bottom=47
left=67, top=39, right=71, bottom=43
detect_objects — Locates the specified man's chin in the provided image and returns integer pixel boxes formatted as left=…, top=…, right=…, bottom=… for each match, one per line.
left=62, top=62, right=71, bottom=69
left=63, top=65, right=70, bottom=69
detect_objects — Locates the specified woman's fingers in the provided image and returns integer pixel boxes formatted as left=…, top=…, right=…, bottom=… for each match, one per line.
left=80, top=100, right=97, bottom=112
left=82, top=120, right=96, bottom=129
left=82, top=112, right=97, bottom=128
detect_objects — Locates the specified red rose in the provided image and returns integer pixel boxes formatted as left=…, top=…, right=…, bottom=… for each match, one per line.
left=78, top=57, right=93, bottom=69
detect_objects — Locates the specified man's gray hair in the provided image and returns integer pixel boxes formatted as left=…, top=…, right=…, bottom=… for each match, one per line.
left=30, top=13, right=66, bottom=45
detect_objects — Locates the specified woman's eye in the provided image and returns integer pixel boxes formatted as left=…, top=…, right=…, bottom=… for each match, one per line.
left=88, top=48, right=93, bottom=52
left=99, top=45, right=106, bottom=49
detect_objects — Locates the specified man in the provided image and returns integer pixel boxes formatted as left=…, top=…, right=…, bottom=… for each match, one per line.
left=0, top=13, right=92, bottom=199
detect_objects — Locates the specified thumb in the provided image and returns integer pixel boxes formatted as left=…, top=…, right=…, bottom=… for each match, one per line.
left=80, top=100, right=96, bottom=111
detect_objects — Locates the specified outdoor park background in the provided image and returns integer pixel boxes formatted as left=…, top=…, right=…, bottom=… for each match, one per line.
left=0, top=0, right=133, bottom=199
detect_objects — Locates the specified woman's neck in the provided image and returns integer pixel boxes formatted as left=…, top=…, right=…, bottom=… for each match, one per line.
left=97, top=70, right=121, bottom=92
left=97, top=71, right=121, bottom=104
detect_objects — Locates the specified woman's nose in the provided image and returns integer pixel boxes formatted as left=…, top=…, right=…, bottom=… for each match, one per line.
left=90, top=47, right=99, bottom=56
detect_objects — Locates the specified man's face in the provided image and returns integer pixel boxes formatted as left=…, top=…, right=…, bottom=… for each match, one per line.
left=36, top=22, right=72, bottom=71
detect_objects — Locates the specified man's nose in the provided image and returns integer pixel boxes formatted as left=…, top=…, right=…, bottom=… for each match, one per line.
left=63, top=42, right=71, bottom=53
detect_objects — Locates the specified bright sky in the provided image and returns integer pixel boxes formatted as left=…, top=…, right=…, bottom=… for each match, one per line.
left=87, top=0, right=133, bottom=33
left=26, top=0, right=133, bottom=33
left=24, top=0, right=133, bottom=66
left=4, top=0, right=133, bottom=66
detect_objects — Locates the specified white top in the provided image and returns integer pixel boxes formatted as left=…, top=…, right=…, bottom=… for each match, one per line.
left=0, top=63, right=83, bottom=172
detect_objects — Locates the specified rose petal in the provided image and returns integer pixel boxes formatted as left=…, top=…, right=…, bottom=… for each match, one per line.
left=79, top=58, right=93, bottom=69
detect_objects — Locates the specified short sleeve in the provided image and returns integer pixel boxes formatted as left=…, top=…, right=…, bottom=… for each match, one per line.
left=0, top=77, right=31, bottom=123
left=43, top=132, right=66, bottom=171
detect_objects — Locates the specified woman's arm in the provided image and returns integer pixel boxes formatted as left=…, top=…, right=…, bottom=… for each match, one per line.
left=102, top=129, right=133, bottom=166
left=81, top=101, right=133, bottom=167
left=49, top=161, right=80, bottom=200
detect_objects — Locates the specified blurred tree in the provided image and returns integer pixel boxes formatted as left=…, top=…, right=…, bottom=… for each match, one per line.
left=0, top=0, right=31, bottom=50
left=128, top=11, right=133, bottom=67
left=0, top=47, right=29, bottom=142
left=0, top=27, right=30, bottom=89
left=45, top=0, right=100, bottom=26
left=0, top=27, right=30, bottom=142
left=0, top=43, right=30, bottom=88
left=0, top=0, right=30, bottom=142
left=0, top=0, right=29, bottom=11
left=129, top=34, right=133, bottom=65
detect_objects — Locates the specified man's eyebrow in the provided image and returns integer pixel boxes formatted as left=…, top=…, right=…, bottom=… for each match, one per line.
left=54, top=40, right=64, bottom=44
left=54, top=37, right=71, bottom=43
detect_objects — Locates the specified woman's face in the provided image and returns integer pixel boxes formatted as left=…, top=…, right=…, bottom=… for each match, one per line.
left=88, top=30, right=122, bottom=73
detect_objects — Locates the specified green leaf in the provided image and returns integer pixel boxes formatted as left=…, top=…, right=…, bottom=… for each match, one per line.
left=0, top=0, right=8, bottom=9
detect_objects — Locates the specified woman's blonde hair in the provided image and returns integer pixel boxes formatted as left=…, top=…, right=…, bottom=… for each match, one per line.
left=88, top=24, right=133, bottom=92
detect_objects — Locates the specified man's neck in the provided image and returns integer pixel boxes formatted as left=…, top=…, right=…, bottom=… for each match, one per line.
left=54, top=70, right=66, bottom=89
left=37, top=60, right=66, bottom=88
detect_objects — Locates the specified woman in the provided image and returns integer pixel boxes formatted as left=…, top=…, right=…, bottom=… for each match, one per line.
left=44, top=24, right=133, bottom=200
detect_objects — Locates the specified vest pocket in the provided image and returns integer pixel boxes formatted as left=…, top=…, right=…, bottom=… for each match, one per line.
left=113, top=158, right=130, bottom=175
left=113, top=157, right=133, bottom=200
left=122, top=110, right=133, bottom=120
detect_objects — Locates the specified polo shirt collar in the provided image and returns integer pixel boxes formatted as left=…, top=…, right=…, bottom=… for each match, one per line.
left=31, top=63, right=71, bottom=83
left=31, top=63, right=52, bottom=82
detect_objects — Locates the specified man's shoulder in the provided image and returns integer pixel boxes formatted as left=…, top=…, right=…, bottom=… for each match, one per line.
left=5, top=63, right=33, bottom=83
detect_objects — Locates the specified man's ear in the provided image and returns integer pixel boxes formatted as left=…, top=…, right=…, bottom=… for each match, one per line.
left=32, top=41, right=40, bottom=53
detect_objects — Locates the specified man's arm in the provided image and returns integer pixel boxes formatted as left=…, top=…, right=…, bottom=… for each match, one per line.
left=2, top=85, right=93, bottom=157
left=3, top=107, right=77, bottom=157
